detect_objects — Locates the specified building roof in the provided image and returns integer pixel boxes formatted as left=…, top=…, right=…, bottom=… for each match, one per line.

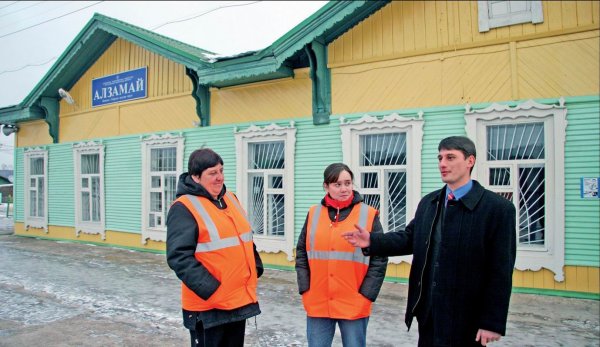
left=0, top=0, right=389, bottom=124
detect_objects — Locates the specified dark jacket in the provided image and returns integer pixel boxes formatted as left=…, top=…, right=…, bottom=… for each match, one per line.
left=166, top=173, right=263, bottom=330
left=369, top=180, right=516, bottom=346
left=295, top=191, right=388, bottom=303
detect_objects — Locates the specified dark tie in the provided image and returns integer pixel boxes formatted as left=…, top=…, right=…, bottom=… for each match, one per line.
left=448, top=192, right=455, bottom=201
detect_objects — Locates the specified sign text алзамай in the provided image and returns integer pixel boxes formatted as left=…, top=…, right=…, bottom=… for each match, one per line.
left=92, top=67, right=147, bottom=107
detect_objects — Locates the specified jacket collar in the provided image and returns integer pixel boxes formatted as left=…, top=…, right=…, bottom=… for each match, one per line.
left=429, top=180, right=485, bottom=211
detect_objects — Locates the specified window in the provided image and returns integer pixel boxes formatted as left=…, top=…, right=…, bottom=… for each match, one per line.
left=73, top=142, right=105, bottom=238
left=466, top=98, right=567, bottom=281
left=24, top=148, right=48, bottom=231
left=235, top=123, right=296, bottom=260
left=478, top=1, right=543, bottom=32
left=341, top=112, right=424, bottom=264
left=141, top=133, right=184, bottom=243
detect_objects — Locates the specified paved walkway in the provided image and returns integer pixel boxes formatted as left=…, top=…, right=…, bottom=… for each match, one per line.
left=0, top=235, right=598, bottom=346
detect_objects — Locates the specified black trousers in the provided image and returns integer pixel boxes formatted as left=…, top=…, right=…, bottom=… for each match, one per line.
left=417, top=312, right=483, bottom=347
left=189, top=319, right=246, bottom=347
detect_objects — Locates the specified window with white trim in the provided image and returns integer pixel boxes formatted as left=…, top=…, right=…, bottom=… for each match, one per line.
left=235, top=123, right=296, bottom=260
left=73, top=142, right=105, bottom=238
left=141, top=133, right=184, bottom=243
left=478, top=1, right=543, bottom=32
left=465, top=99, right=567, bottom=281
left=24, top=148, right=48, bottom=231
left=341, top=113, right=424, bottom=264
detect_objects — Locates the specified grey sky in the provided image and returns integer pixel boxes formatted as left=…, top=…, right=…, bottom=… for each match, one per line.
left=0, top=1, right=328, bottom=168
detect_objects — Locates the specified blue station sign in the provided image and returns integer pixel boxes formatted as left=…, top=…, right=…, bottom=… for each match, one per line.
left=92, top=67, right=147, bottom=107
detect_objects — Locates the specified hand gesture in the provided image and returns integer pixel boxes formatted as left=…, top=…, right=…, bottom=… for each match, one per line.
left=342, top=224, right=371, bottom=248
left=476, top=329, right=501, bottom=346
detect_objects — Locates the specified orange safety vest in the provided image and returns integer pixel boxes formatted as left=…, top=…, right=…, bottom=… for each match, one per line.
left=302, top=202, right=377, bottom=319
left=175, top=191, right=258, bottom=311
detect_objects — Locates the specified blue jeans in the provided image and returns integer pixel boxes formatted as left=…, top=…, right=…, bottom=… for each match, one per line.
left=306, top=316, right=369, bottom=347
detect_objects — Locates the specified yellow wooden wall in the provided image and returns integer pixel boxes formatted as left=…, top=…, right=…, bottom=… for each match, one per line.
left=17, top=38, right=198, bottom=147
left=210, top=68, right=312, bottom=125
left=329, top=1, right=600, bottom=115
left=15, top=120, right=53, bottom=147
left=329, top=1, right=600, bottom=66
left=14, top=222, right=166, bottom=252
left=248, top=252, right=600, bottom=294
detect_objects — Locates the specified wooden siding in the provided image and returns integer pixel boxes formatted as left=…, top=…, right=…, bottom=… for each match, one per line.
left=47, top=145, right=74, bottom=226
left=210, top=68, right=312, bottom=126
left=11, top=97, right=599, bottom=293
left=329, top=1, right=600, bottom=66
left=331, top=30, right=599, bottom=115
left=13, top=149, right=23, bottom=221
left=104, top=136, right=142, bottom=233
left=564, top=97, right=600, bottom=266
left=54, top=38, right=197, bottom=143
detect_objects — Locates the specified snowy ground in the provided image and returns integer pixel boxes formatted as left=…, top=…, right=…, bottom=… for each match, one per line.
left=0, top=235, right=598, bottom=346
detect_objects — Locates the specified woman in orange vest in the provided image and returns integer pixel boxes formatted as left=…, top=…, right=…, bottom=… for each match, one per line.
left=166, top=148, right=263, bottom=347
left=295, top=163, right=388, bottom=347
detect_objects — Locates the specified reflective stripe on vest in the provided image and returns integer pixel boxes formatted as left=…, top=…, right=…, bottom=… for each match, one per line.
left=184, top=192, right=253, bottom=253
left=307, top=203, right=370, bottom=265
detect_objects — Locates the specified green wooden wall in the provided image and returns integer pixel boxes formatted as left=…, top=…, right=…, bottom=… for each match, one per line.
left=12, top=96, right=599, bottom=267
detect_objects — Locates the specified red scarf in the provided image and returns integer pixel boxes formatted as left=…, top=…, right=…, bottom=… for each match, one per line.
left=324, top=191, right=354, bottom=226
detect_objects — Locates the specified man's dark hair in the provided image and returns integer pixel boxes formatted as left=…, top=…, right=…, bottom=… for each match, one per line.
left=323, top=163, right=354, bottom=184
left=438, top=136, right=476, bottom=159
left=188, top=148, right=224, bottom=176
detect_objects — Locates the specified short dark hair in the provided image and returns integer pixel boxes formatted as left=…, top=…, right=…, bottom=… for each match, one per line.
left=323, top=163, right=354, bottom=184
left=188, top=148, right=224, bottom=176
left=438, top=136, right=476, bottom=159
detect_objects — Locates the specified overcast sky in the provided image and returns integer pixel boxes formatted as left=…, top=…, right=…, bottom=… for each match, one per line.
left=0, top=1, right=328, bottom=169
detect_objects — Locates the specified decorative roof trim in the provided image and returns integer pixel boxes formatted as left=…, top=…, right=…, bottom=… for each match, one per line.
left=465, top=97, right=566, bottom=114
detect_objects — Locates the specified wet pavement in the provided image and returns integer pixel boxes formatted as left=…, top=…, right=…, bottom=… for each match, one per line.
left=0, top=234, right=598, bottom=347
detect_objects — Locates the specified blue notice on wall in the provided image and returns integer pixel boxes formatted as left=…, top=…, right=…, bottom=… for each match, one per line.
left=581, top=177, right=600, bottom=198
left=92, top=67, right=147, bottom=107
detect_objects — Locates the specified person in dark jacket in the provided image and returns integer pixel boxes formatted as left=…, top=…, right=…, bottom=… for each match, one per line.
left=343, top=136, right=517, bottom=347
left=296, top=163, right=388, bottom=347
left=166, top=148, right=263, bottom=347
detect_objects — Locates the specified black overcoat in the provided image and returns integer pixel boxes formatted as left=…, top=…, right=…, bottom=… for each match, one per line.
left=369, top=180, right=516, bottom=346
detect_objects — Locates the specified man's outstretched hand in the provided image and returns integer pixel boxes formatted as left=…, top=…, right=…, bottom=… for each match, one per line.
left=342, top=224, right=371, bottom=248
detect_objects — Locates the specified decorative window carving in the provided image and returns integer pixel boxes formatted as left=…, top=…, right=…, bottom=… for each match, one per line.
left=73, top=141, right=105, bottom=238
left=341, top=113, right=424, bottom=264
left=235, top=123, right=296, bottom=261
left=466, top=98, right=567, bottom=281
left=24, top=148, right=48, bottom=232
left=141, top=133, right=184, bottom=244
left=478, top=1, right=543, bottom=32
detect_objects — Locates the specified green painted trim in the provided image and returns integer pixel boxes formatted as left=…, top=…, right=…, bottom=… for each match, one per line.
left=14, top=234, right=165, bottom=254
left=185, top=69, right=209, bottom=126
left=0, top=105, right=44, bottom=123
left=264, top=264, right=296, bottom=272
left=39, top=97, right=59, bottom=143
left=197, top=1, right=389, bottom=86
left=306, top=40, right=331, bottom=125
left=384, top=276, right=410, bottom=284
left=513, top=287, right=600, bottom=300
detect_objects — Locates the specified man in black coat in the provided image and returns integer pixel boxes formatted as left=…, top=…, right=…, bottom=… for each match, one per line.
left=343, top=136, right=516, bottom=347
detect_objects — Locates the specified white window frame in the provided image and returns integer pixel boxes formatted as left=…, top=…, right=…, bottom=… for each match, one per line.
left=235, top=122, right=296, bottom=261
left=478, top=1, right=543, bottom=32
left=341, top=112, right=424, bottom=265
left=465, top=98, right=567, bottom=281
left=73, top=141, right=105, bottom=239
left=141, top=133, right=184, bottom=244
left=24, top=147, right=48, bottom=232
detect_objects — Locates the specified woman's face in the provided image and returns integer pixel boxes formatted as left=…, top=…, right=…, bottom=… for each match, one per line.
left=193, top=163, right=224, bottom=199
left=324, top=170, right=353, bottom=201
